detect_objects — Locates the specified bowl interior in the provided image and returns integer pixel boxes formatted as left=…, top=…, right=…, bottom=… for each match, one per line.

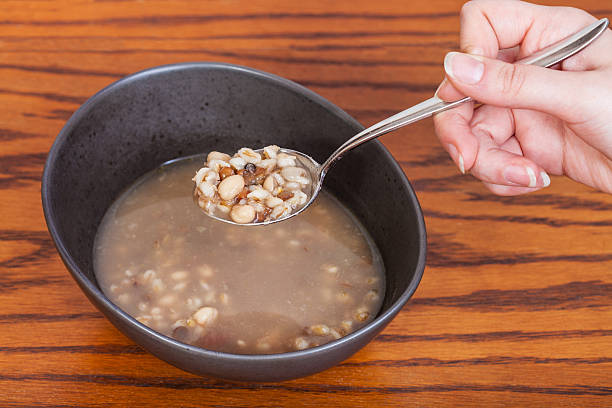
left=42, top=63, right=425, bottom=380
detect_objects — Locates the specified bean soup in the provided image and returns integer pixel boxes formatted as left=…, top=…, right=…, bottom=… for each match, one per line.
left=94, top=156, right=385, bottom=354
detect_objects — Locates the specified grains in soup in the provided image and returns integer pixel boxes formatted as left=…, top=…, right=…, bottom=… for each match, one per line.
left=94, top=156, right=385, bottom=354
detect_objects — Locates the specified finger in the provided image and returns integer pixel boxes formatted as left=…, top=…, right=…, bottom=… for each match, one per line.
left=482, top=181, right=540, bottom=196
left=435, top=77, right=465, bottom=102
left=460, top=0, right=612, bottom=69
left=443, top=52, right=590, bottom=123
left=469, top=131, right=551, bottom=189
left=497, top=46, right=520, bottom=63
left=499, top=135, right=523, bottom=156
left=470, top=105, right=515, bottom=146
left=460, top=0, right=539, bottom=56
left=512, top=109, right=565, bottom=174
left=432, top=101, right=478, bottom=174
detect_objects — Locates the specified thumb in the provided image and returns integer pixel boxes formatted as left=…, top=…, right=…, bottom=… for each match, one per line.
left=443, top=51, right=584, bottom=122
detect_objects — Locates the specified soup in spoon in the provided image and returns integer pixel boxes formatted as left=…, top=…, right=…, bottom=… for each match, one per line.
left=193, top=145, right=313, bottom=224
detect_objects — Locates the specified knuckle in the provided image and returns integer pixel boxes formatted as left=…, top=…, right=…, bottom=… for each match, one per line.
left=497, top=63, right=526, bottom=100
left=460, top=0, right=489, bottom=16
left=460, top=1, right=480, bottom=21
left=459, top=1, right=474, bottom=17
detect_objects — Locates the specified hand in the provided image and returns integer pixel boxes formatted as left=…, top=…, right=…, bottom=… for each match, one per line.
left=433, top=0, right=612, bottom=195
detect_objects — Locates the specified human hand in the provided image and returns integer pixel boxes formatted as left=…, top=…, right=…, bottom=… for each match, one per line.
left=434, top=0, right=612, bottom=195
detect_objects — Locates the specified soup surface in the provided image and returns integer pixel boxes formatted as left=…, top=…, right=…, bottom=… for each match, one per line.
left=94, top=156, right=385, bottom=354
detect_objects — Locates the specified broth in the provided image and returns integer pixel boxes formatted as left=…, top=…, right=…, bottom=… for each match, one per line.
left=94, top=156, right=385, bottom=354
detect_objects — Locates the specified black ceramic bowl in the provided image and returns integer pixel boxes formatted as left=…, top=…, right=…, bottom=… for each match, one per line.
left=41, top=62, right=426, bottom=382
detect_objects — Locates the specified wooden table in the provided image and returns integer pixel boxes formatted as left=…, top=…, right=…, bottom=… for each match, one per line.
left=1, top=0, right=610, bottom=406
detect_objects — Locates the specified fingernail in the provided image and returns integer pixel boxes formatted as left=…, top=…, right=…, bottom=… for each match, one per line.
left=434, top=78, right=448, bottom=97
left=447, top=144, right=465, bottom=174
left=541, top=171, right=551, bottom=187
left=444, top=52, right=484, bottom=85
left=504, top=165, right=537, bottom=188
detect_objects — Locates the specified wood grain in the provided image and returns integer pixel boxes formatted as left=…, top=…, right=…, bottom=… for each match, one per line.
left=0, top=0, right=610, bottom=406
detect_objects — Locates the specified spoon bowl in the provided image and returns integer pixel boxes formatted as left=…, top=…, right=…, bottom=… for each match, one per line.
left=194, top=148, right=321, bottom=226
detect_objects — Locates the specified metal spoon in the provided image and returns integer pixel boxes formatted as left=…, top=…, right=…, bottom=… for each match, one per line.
left=202, top=17, right=609, bottom=226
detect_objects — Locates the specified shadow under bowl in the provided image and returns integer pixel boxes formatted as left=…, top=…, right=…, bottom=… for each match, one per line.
left=41, top=62, right=426, bottom=382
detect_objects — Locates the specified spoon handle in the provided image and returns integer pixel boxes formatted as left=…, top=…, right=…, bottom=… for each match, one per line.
left=320, top=17, right=609, bottom=175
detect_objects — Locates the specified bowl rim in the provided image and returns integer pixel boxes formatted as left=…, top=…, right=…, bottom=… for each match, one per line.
left=41, top=61, right=426, bottom=363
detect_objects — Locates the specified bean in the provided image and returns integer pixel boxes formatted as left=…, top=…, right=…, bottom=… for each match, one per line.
left=151, top=278, right=164, bottom=293
left=244, top=162, right=256, bottom=173
left=229, top=157, right=246, bottom=171
left=366, top=277, right=379, bottom=285
left=207, top=151, right=231, bottom=163
left=284, top=181, right=301, bottom=191
left=272, top=172, right=285, bottom=185
left=259, top=158, right=277, bottom=171
left=281, top=166, right=307, bottom=182
left=256, top=207, right=272, bottom=222
left=263, top=175, right=276, bottom=192
left=247, top=188, right=270, bottom=201
left=204, top=169, right=220, bottom=184
left=230, top=204, right=256, bottom=224
left=197, top=182, right=216, bottom=198
left=355, top=308, right=370, bottom=322
left=207, top=159, right=230, bottom=173
left=254, top=167, right=266, bottom=184
left=186, top=297, right=202, bottom=309
left=142, top=269, right=156, bottom=283
left=242, top=171, right=256, bottom=186
left=236, top=186, right=249, bottom=200
left=171, top=271, right=187, bottom=281
left=366, top=289, right=379, bottom=301
left=322, top=264, right=338, bottom=274
left=309, top=324, right=330, bottom=336
left=136, top=316, right=151, bottom=325
left=287, top=190, right=308, bottom=206
left=277, top=190, right=294, bottom=201
left=159, top=294, right=176, bottom=306
left=219, top=166, right=234, bottom=180
left=218, top=175, right=245, bottom=200
left=172, top=325, right=190, bottom=342
left=277, top=153, right=296, bottom=167
left=173, top=282, right=187, bottom=291
left=340, top=320, right=353, bottom=334
left=192, top=306, right=218, bottom=326
left=216, top=204, right=231, bottom=214
left=329, top=328, right=342, bottom=340
left=263, top=145, right=280, bottom=159
left=265, top=196, right=283, bottom=208
left=238, top=148, right=261, bottom=164
left=256, top=341, right=271, bottom=351
left=294, top=337, right=309, bottom=350
left=270, top=202, right=291, bottom=219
